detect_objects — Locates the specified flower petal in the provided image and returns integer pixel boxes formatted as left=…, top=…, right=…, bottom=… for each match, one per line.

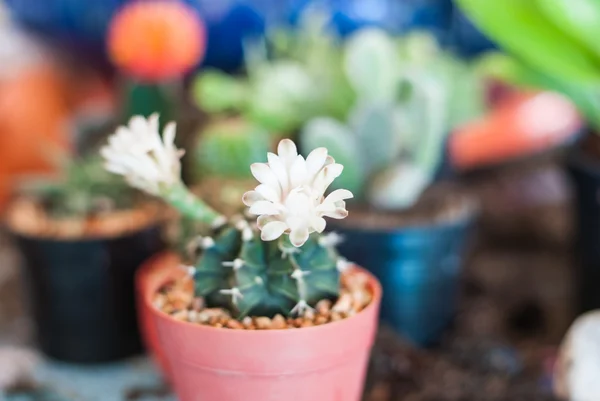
left=257, top=215, right=278, bottom=228
left=242, top=190, right=264, bottom=207
left=305, top=147, right=328, bottom=179
left=277, top=139, right=298, bottom=168
left=267, top=153, right=289, bottom=194
left=324, top=189, right=354, bottom=203
left=289, top=155, right=308, bottom=188
left=289, top=227, right=310, bottom=247
left=248, top=201, right=280, bottom=215
left=250, top=163, right=281, bottom=193
left=322, top=208, right=349, bottom=219
left=255, top=184, right=280, bottom=203
left=311, top=216, right=327, bottom=233
left=261, top=221, right=288, bottom=241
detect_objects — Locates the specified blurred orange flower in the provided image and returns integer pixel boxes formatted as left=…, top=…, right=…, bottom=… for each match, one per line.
left=108, top=1, right=206, bottom=82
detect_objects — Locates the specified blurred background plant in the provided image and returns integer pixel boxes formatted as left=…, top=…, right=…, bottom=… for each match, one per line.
left=192, top=11, right=353, bottom=136
left=301, top=29, right=486, bottom=210
left=16, top=154, right=135, bottom=220
left=457, top=0, right=600, bottom=131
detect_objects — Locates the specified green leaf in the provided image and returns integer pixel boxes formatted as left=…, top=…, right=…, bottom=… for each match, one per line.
left=536, top=0, right=600, bottom=61
left=456, top=0, right=600, bottom=83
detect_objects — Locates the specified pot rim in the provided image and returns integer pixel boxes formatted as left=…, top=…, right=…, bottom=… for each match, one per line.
left=143, top=256, right=382, bottom=336
left=335, top=195, right=478, bottom=235
left=5, top=220, right=161, bottom=244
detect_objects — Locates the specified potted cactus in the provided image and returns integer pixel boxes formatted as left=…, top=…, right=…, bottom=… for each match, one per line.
left=101, top=114, right=381, bottom=400
left=107, top=0, right=206, bottom=123
left=5, top=142, right=164, bottom=363
left=299, top=29, right=483, bottom=345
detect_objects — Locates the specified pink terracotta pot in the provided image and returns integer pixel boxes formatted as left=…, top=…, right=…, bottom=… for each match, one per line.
left=139, top=252, right=382, bottom=401
left=136, top=252, right=182, bottom=381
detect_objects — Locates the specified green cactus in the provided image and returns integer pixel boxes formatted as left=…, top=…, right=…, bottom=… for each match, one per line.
left=189, top=221, right=340, bottom=318
left=301, top=30, right=486, bottom=211
left=191, top=10, right=353, bottom=134
left=19, top=155, right=136, bottom=219
left=193, top=118, right=271, bottom=180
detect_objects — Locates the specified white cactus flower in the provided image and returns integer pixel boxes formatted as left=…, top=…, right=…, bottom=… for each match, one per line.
left=243, top=139, right=353, bottom=247
left=100, top=114, right=184, bottom=195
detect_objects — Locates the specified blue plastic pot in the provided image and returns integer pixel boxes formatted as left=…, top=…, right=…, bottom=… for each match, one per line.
left=11, top=224, right=164, bottom=363
left=333, top=211, right=474, bottom=346
left=5, top=0, right=265, bottom=71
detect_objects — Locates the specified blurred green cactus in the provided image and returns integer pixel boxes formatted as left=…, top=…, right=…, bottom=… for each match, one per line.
left=189, top=221, right=340, bottom=318
left=192, top=10, right=353, bottom=134
left=193, top=118, right=271, bottom=180
left=19, top=155, right=136, bottom=219
left=301, top=30, right=486, bottom=210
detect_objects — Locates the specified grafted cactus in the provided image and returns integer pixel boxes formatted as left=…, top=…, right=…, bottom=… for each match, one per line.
left=301, top=30, right=486, bottom=210
left=189, top=223, right=340, bottom=317
left=101, top=115, right=352, bottom=319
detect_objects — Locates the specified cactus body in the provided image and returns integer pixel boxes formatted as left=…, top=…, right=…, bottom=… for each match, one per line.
left=194, top=118, right=271, bottom=180
left=191, top=223, right=340, bottom=318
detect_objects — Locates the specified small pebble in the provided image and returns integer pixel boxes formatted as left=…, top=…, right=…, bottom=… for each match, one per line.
left=172, top=310, right=188, bottom=321
left=226, top=320, right=244, bottom=330
left=272, top=314, right=286, bottom=329
left=255, top=317, right=272, bottom=330
left=187, top=310, right=198, bottom=323
left=332, top=293, right=353, bottom=313
left=301, top=320, right=314, bottom=328
left=316, top=299, right=332, bottom=315
left=192, top=297, right=205, bottom=311
left=242, top=317, right=254, bottom=329
left=304, top=309, right=315, bottom=320
left=331, top=312, right=343, bottom=322
left=153, top=294, right=166, bottom=309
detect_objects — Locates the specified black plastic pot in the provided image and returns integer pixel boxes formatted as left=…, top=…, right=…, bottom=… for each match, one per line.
left=11, top=225, right=164, bottom=363
left=334, top=212, right=474, bottom=346
left=568, top=150, right=600, bottom=314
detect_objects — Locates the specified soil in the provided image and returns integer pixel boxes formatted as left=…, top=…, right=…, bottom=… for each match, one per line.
left=338, top=183, right=476, bottom=231
left=153, top=267, right=373, bottom=330
left=5, top=197, right=163, bottom=239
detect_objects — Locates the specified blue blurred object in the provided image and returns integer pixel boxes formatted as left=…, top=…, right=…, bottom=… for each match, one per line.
left=288, top=0, right=453, bottom=40
left=334, top=213, right=474, bottom=346
left=5, top=0, right=265, bottom=71
left=449, top=6, right=496, bottom=57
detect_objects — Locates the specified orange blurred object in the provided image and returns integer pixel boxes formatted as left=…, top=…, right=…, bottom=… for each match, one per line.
left=108, top=1, right=206, bottom=82
left=0, top=64, right=71, bottom=210
left=450, top=91, right=583, bottom=170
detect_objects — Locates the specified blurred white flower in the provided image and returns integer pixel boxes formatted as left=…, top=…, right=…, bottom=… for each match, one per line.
left=100, top=114, right=184, bottom=195
left=243, top=139, right=353, bottom=247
